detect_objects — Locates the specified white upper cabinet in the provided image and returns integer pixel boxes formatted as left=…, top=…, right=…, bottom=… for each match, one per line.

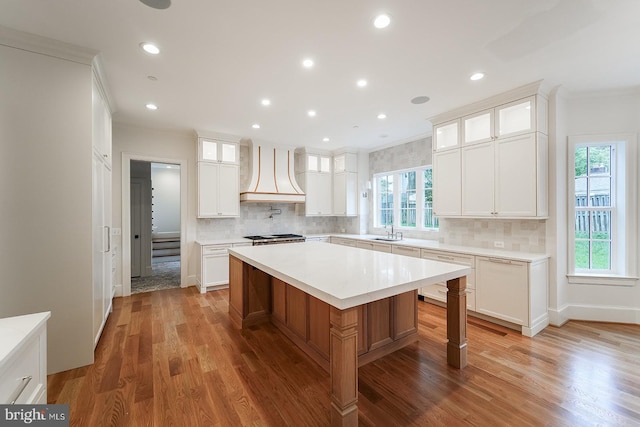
left=462, top=96, right=536, bottom=145
left=196, top=132, right=241, bottom=218
left=430, top=82, right=549, bottom=219
left=304, top=154, right=331, bottom=173
left=434, top=120, right=460, bottom=151
left=433, top=149, right=461, bottom=216
left=199, top=138, right=239, bottom=164
left=333, top=152, right=357, bottom=172
left=463, top=110, right=494, bottom=145
left=92, top=74, right=112, bottom=166
left=496, top=98, right=535, bottom=138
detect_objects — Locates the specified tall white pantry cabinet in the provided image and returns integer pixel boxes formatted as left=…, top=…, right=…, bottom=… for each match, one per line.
left=92, top=71, right=113, bottom=348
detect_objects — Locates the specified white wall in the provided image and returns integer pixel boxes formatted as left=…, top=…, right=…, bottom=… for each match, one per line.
left=0, top=43, right=94, bottom=373
left=151, top=165, right=181, bottom=234
left=556, top=90, right=640, bottom=324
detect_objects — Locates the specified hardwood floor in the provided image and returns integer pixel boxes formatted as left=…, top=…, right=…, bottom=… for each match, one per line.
left=48, top=287, right=640, bottom=426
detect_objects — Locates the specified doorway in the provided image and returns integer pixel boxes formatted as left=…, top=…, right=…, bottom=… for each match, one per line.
left=130, top=161, right=181, bottom=293
left=121, top=154, right=187, bottom=297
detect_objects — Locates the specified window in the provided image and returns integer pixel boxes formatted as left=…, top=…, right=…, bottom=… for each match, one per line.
left=374, top=166, right=439, bottom=230
left=423, top=168, right=439, bottom=229
left=568, top=134, right=637, bottom=280
left=377, top=174, right=393, bottom=226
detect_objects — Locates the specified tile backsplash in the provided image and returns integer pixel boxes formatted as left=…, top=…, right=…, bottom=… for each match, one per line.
left=197, top=203, right=359, bottom=241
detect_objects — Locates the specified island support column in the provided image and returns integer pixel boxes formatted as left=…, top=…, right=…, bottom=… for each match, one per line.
left=329, top=306, right=359, bottom=427
left=446, top=276, right=468, bottom=369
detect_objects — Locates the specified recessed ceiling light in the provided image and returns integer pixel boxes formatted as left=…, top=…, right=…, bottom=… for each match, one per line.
left=302, top=58, right=314, bottom=68
left=261, top=99, right=271, bottom=106
left=252, top=124, right=260, bottom=129
left=308, top=110, right=316, bottom=117
left=139, top=0, right=171, bottom=10
left=377, top=113, right=387, bottom=119
left=411, top=96, right=430, bottom=104
left=470, top=72, right=485, bottom=81
left=140, top=42, right=160, bottom=55
left=322, top=137, right=330, bottom=142
left=357, top=79, right=368, bottom=88
left=145, top=103, right=158, bottom=110
left=374, top=14, right=391, bottom=29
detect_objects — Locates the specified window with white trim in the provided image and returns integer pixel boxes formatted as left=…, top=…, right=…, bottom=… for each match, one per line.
left=568, top=134, right=637, bottom=279
left=374, top=166, right=439, bottom=230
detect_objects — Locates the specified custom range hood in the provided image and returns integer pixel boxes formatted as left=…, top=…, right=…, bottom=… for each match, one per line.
left=240, top=140, right=305, bottom=203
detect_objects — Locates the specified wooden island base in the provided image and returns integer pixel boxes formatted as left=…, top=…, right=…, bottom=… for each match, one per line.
left=228, top=255, right=467, bottom=427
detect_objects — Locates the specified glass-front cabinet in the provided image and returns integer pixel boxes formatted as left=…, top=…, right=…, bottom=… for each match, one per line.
left=462, top=96, right=536, bottom=145
left=433, top=120, right=460, bottom=151
left=199, top=138, right=239, bottom=164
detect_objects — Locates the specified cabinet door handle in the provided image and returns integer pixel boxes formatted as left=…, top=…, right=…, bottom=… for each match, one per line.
left=8, top=376, right=32, bottom=404
left=488, top=258, right=512, bottom=264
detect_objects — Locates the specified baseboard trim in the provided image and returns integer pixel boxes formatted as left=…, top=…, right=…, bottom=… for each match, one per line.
left=563, top=304, right=640, bottom=325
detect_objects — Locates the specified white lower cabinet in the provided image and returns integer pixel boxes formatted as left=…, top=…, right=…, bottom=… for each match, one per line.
left=356, top=241, right=392, bottom=253
left=197, top=242, right=251, bottom=293
left=420, top=250, right=476, bottom=311
left=391, top=245, right=421, bottom=258
left=475, top=256, right=549, bottom=337
left=0, top=312, right=50, bottom=405
left=330, top=237, right=357, bottom=247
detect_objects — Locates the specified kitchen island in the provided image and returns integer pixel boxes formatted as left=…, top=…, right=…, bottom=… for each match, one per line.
left=228, top=241, right=471, bottom=427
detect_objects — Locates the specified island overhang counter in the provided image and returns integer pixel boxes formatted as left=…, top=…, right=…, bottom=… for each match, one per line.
left=228, top=241, right=471, bottom=427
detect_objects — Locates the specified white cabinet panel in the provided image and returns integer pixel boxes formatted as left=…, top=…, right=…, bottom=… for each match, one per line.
left=333, top=172, right=358, bottom=216
left=297, top=172, right=332, bottom=216
left=495, top=133, right=537, bottom=217
left=197, top=162, right=239, bottom=218
left=433, top=150, right=461, bottom=216
left=218, top=164, right=240, bottom=216
left=462, top=142, right=494, bottom=216
left=476, top=257, right=528, bottom=326
left=0, top=313, right=50, bottom=405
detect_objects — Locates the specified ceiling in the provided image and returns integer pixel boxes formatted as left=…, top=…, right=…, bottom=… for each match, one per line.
left=2, top=0, right=639, bottom=151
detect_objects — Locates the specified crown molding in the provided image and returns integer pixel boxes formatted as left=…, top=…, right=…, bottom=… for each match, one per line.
left=0, top=25, right=97, bottom=65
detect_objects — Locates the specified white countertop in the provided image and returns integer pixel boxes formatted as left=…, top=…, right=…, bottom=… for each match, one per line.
left=229, top=241, right=471, bottom=310
left=327, top=234, right=549, bottom=263
left=196, top=238, right=253, bottom=246
left=0, top=311, right=50, bottom=368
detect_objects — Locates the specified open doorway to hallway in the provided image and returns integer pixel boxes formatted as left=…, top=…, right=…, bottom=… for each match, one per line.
left=130, top=161, right=181, bottom=294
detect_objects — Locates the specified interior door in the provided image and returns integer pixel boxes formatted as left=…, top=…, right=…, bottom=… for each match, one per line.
left=130, top=181, right=142, bottom=277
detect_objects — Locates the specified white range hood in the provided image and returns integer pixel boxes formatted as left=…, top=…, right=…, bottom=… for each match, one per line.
left=240, top=140, right=305, bottom=203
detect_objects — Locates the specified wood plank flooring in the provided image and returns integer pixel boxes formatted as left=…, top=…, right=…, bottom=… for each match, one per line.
left=48, top=287, right=640, bottom=426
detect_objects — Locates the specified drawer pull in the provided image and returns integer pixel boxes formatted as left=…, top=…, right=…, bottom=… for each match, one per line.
left=437, top=255, right=455, bottom=261
left=488, top=258, right=512, bottom=264
left=437, top=289, right=447, bottom=294
left=9, top=375, right=32, bottom=404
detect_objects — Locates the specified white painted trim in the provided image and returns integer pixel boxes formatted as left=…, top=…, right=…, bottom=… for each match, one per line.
left=0, top=24, right=97, bottom=65
left=548, top=305, right=570, bottom=327
left=565, top=304, right=640, bottom=325
left=121, top=152, right=188, bottom=297
left=567, top=274, right=639, bottom=286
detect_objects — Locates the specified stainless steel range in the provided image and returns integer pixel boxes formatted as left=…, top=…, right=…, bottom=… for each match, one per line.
left=243, top=234, right=306, bottom=245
